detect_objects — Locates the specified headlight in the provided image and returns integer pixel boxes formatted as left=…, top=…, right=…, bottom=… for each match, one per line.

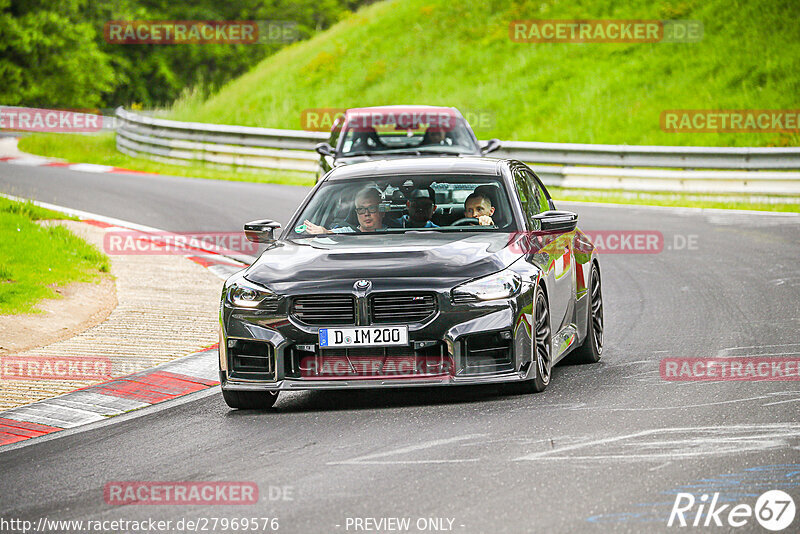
left=452, top=270, right=521, bottom=301
left=227, top=279, right=277, bottom=308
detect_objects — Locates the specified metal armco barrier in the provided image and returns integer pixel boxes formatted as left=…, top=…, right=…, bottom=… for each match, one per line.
left=115, top=107, right=800, bottom=194
left=116, top=107, right=326, bottom=172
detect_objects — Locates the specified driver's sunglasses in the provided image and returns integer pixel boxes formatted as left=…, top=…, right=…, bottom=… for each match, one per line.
left=355, top=205, right=379, bottom=215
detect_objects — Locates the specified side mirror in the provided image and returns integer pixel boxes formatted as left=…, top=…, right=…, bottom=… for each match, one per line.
left=481, top=138, right=501, bottom=155
left=244, top=219, right=281, bottom=243
left=315, top=142, right=335, bottom=157
left=531, top=210, right=577, bottom=234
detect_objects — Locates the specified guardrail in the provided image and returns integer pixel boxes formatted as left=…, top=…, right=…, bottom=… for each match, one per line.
left=116, top=107, right=326, bottom=172
left=115, top=107, right=800, bottom=194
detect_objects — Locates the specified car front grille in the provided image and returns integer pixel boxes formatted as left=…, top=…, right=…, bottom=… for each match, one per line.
left=370, top=292, right=437, bottom=323
left=291, top=295, right=355, bottom=325
left=291, top=292, right=437, bottom=325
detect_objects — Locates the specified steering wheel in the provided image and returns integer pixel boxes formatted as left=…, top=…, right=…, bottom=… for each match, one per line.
left=451, top=217, right=480, bottom=226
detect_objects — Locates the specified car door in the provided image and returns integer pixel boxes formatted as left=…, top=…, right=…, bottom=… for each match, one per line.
left=514, top=166, right=573, bottom=332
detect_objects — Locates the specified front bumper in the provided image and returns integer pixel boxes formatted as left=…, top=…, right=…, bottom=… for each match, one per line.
left=219, top=284, right=535, bottom=391
left=221, top=372, right=531, bottom=391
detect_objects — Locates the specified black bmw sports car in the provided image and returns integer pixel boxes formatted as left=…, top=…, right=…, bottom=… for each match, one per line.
left=219, top=158, right=603, bottom=409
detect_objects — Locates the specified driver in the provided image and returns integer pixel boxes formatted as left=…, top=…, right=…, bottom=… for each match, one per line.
left=395, top=186, right=439, bottom=228
left=349, top=127, right=384, bottom=152
left=464, top=191, right=495, bottom=226
left=303, top=186, right=388, bottom=234
left=424, top=127, right=449, bottom=146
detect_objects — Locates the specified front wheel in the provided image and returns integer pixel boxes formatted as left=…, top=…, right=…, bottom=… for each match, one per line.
left=505, top=286, right=552, bottom=394
left=222, top=389, right=279, bottom=409
left=568, top=264, right=603, bottom=364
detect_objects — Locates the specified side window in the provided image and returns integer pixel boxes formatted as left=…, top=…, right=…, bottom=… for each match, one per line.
left=539, top=186, right=549, bottom=213
left=513, top=168, right=535, bottom=225
left=522, top=169, right=547, bottom=216
left=531, top=175, right=550, bottom=211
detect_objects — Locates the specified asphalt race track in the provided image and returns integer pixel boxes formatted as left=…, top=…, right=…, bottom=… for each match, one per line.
left=1, top=163, right=799, bottom=533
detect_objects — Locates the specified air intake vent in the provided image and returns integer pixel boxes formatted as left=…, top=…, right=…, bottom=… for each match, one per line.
left=370, top=293, right=437, bottom=323
left=228, top=339, right=274, bottom=379
left=292, top=295, right=355, bottom=325
left=463, top=331, right=514, bottom=374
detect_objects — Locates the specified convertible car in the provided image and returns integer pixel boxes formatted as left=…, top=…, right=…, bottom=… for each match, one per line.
left=219, top=158, right=603, bottom=408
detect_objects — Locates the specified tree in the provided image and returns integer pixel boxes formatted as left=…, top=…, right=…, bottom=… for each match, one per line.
left=0, top=0, right=115, bottom=108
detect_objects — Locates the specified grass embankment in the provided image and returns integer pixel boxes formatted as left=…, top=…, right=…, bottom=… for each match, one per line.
left=0, top=197, right=110, bottom=315
left=16, top=133, right=315, bottom=186
left=171, top=0, right=800, bottom=147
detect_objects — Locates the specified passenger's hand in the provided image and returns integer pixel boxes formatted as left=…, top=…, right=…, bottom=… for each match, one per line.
left=477, top=215, right=494, bottom=226
left=303, top=219, right=329, bottom=234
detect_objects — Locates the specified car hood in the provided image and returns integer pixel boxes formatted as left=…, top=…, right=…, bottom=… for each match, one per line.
left=244, top=232, right=522, bottom=292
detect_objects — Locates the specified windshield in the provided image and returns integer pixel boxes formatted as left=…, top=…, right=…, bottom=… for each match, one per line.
left=290, top=175, right=517, bottom=238
left=338, top=113, right=479, bottom=156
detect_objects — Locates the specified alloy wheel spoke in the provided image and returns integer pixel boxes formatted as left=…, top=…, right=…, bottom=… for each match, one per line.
left=534, top=295, right=551, bottom=380
left=537, top=322, right=550, bottom=336
left=590, top=273, right=603, bottom=349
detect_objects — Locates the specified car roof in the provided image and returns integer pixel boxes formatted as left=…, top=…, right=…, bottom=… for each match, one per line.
left=324, top=157, right=506, bottom=181
left=344, top=105, right=463, bottom=118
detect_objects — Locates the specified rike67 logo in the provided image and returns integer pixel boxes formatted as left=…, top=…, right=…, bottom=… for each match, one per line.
left=668, top=490, right=796, bottom=530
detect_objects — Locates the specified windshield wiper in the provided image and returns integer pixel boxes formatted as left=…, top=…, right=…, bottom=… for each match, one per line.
left=380, top=150, right=422, bottom=156
left=415, top=149, right=465, bottom=156
left=343, top=149, right=423, bottom=157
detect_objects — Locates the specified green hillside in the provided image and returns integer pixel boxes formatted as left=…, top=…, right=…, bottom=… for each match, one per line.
left=170, top=0, right=800, bottom=147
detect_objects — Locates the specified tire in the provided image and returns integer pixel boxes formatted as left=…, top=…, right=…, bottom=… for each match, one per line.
left=222, top=389, right=279, bottom=409
left=568, top=264, right=603, bottom=364
left=505, top=286, right=552, bottom=394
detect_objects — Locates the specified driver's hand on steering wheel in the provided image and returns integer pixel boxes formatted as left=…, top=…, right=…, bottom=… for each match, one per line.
left=477, top=215, right=494, bottom=226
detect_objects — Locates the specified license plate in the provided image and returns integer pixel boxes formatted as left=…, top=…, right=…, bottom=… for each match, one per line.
left=319, top=326, right=408, bottom=348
